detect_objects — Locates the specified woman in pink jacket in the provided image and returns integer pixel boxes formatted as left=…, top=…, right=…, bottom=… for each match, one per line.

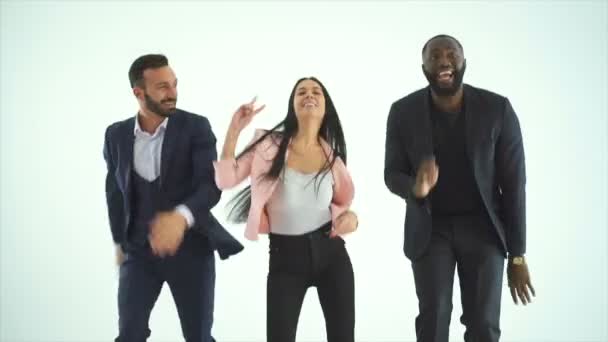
left=214, top=77, right=358, bottom=342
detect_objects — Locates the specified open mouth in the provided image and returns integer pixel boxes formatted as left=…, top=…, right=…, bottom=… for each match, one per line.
left=437, top=70, right=454, bottom=83
left=303, top=101, right=317, bottom=108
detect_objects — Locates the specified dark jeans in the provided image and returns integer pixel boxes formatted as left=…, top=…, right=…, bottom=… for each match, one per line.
left=266, top=222, right=355, bottom=342
left=116, top=233, right=216, bottom=342
left=411, top=214, right=505, bottom=342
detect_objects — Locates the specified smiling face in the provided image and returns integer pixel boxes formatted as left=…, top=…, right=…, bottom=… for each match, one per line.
left=134, top=66, right=178, bottom=117
left=292, top=79, right=326, bottom=122
left=422, top=36, right=466, bottom=97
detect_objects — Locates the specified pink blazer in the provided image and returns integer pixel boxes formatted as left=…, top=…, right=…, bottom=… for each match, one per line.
left=213, top=129, right=355, bottom=241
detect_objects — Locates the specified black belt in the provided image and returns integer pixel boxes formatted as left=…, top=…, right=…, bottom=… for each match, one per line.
left=269, top=221, right=333, bottom=241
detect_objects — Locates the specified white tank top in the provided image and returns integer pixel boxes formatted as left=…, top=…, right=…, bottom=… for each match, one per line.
left=266, top=167, right=334, bottom=235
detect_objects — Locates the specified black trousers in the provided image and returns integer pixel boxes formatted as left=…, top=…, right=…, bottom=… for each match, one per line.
left=411, top=214, right=505, bottom=342
left=266, top=222, right=355, bottom=342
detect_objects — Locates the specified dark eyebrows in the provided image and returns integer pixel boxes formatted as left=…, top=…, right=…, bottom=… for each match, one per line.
left=154, top=78, right=178, bottom=87
left=297, top=86, right=322, bottom=92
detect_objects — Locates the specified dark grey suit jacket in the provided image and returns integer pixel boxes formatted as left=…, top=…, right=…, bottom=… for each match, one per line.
left=384, top=84, right=526, bottom=260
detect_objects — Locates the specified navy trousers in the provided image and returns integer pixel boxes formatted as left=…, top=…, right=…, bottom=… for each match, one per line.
left=115, top=233, right=216, bottom=342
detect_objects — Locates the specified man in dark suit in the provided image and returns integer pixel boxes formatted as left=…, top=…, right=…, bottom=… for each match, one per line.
left=103, top=54, right=243, bottom=342
left=384, top=35, right=535, bottom=342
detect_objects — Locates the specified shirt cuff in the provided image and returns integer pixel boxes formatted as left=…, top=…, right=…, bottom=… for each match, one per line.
left=175, top=205, right=195, bottom=228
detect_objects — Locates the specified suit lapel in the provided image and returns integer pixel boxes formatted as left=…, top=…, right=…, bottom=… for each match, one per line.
left=463, top=84, right=482, bottom=164
left=414, top=88, right=434, bottom=163
left=160, top=111, right=181, bottom=187
left=121, top=117, right=136, bottom=203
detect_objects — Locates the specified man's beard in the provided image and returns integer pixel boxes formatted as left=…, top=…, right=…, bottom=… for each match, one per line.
left=423, top=62, right=466, bottom=97
left=144, top=93, right=177, bottom=117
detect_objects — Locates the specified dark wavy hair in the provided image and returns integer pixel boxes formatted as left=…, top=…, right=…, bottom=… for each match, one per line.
left=226, top=77, right=347, bottom=223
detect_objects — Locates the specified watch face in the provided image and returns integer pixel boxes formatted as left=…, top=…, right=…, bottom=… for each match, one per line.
left=513, top=257, right=524, bottom=265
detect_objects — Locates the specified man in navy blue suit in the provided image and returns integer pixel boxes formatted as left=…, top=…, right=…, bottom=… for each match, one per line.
left=103, top=54, right=243, bottom=342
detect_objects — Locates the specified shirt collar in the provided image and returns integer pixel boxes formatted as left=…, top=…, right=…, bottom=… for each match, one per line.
left=134, top=114, right=168, bottom=137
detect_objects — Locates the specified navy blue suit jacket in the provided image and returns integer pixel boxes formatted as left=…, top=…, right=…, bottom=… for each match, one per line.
left=103, top=109, right=243, bottom=260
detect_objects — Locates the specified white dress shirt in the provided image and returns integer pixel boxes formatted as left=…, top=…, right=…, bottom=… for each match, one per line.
left=133, top=116, right=194, bottom=227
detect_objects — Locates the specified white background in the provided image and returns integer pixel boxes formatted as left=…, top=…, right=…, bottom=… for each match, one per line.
left=1, top=1, right=606, bottom=341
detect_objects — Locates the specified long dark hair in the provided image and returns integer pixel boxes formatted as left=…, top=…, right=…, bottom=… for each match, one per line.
left=226, top=77, right=347, bottom=223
